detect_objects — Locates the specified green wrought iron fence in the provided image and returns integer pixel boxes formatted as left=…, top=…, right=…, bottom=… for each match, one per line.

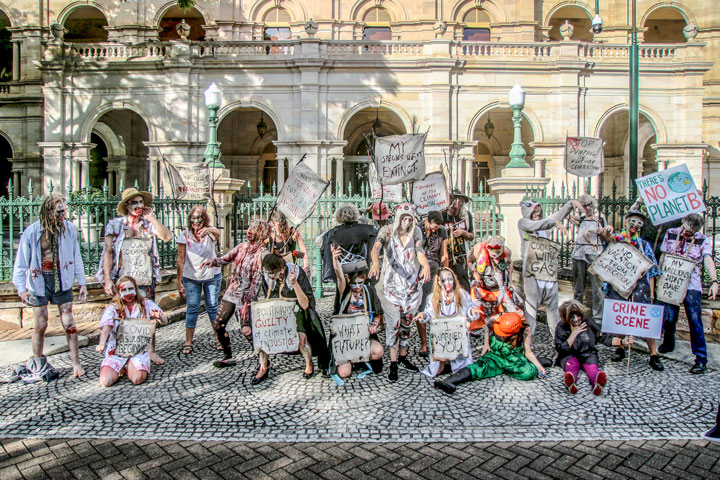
left=232, top=182, right=501, bottom=297
left=0, top=179, right=206, bottom=282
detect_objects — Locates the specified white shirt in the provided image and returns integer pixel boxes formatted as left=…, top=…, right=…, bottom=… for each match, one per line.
left=176, top=229, right=220, bottom=281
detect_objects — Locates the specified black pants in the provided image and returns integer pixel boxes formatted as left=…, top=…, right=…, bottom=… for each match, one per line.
left=212, top=300, right=252, bottom=360
left=449, top=260, right=470, bottom=292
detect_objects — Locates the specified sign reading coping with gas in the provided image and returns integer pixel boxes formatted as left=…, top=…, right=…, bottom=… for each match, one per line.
left=635, top=164, right=705, bottom=226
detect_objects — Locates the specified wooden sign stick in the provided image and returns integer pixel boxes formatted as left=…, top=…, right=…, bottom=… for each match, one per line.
left=626, top=340, right=632, bottom=376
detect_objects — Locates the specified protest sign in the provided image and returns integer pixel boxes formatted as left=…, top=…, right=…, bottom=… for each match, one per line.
left=588, top=241, right=654, bottom=298
left=330, top=313, right=371, bottom=364
left=115, top=318, right=155, bottom=357
left=163, top=160, right=210, bottom=200
left=635, top=164, right=705, bottom=226
left=526, top=236, right=560, bottom=282
left=119, top=237, right=153, bottom=286
left=276, top=162, right=330, bottom=226
left=430, top=315, right=469, bottom=361
left=369, top=162, right=402, bottom=202
left=251, top=299, right=299, bottom=354
left=411, top=171, right=449, bottom=216
left=564, top=136, right=604, bottom=177
left=601, top=298, right=664, bottom=339
left=374, top=134, right=426, bottom=185
left=655, top=253, right=696, bottom=305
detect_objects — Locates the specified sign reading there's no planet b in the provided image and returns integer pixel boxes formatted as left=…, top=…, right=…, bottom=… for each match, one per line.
left=251, top=299, right=299, bottom=354
left=374, top=134, right=426, bottom=185
left=588, top=241, right=654, bottom=299
left=330, top=313, right=371, bottom=364
left=635, top=164, right=705, bottom=226
left=526, top=236, right=560, bottom=282
left=564, top=136, right=604, bottom=177
left=411, top=171, right=449, bottom=216
left=276, top=162, right=330, bottom=226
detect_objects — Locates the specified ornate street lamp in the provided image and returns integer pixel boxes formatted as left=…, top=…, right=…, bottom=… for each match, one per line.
left=483, top=116, right=494, bottom=139
left=203, top=83, right=224, bottom=168
left=257, top=111, right=267, bottom=139
left=372, top=107, right=382, bottom=136
left=506, top=83, right=530, bottom=168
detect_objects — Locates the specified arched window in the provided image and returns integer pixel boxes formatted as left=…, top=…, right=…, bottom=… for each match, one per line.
left=462, top=8, right=491, bottom=41
left=363, top=7, right=392, bottom=41
left=263, top=6, right=291, bottom=40
left=0, top=11, right=11, bottom=82
left=63, top=6, right=109, bottom=42
left=548, top=6, right=593, bottom=42
left=159, top=6, right=205, bottom=41
left=643, top=8, right=687, bottom=43
left=364, top=7, right=392, bottom=23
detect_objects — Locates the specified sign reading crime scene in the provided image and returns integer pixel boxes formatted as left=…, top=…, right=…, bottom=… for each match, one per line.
left=251, top=299, right=299, bottom=354
left=430, top=315, right=469, bottom=361
left=276, top=162, right=330, bottom=226
left=411, top=171, right=449, bottom=216
left=369, top=162, right=402, bottom=202
left=119, top=237, right=153, bottom=287
left=655, top=253, right=696, bottom=306
left=374, top=133, right=426, bottom=185
left=115, top=318, right=155, bottom=357
left=564, top=136, right=604, bottom=177
left=601, top=298, right=664, bottom=339
left=330, top=313, right=371, bottom=364
left=635, top=164, right=705, bottom=226
left=526, top=236, right=560, bottom=282
left=588, top=241, right=654, bottom=299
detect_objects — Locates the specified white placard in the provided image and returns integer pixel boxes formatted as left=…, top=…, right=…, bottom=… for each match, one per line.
left=635, top=164, right=705, bottom=226
left=276, top=162, right=330, bottom=226
left=588, top=242, right=654, bottom=299
left=115, top=318, right=155, bottom=358
left=251, top=299, right=299, bottom=354
left=119, top=237, right=153, bottom=286
left=430, top=315, right=469, bottom=361
left=369, top=162, right=402, bottom=202
left=564, top=136, right=604, bottom=177
left=163, top=160, right=210, bottom=200
left=526, top=236, right=560, bottom=282
left=655, top=253, right=696, bottom=306
left=330, top=313, right=371, bottom=364
left=601, top=298, right=664, bottom=339
left=374, top=134, right=426, bottom=186
left=411, top=171, right=449, bottom=216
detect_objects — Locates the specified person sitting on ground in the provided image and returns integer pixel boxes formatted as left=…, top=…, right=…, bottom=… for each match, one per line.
left=433, top=312, right=545, bottom=395
left=416, top=268, right=478, bottom=378
left=330, top=245, right=384, bottom=379
left=554, top=300, right=607, bottom=395
left=267, top=210, right=311, bottom=276
left=96, top=276, right=168, bottom=387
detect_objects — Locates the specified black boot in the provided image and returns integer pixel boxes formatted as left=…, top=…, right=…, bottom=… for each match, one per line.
left=433, top=367, right=472, bottom=395
left=611, top=347, right=626, bottom=362
left=370, top=359, right=383, bottom=374
left=703, top=404, right=720, bottom=443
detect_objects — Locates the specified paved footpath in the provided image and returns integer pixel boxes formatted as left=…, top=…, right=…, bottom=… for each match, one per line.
left=0, top=297, right=718, bottom=478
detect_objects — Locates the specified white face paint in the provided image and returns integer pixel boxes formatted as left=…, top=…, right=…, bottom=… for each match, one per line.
left=54, top=202, right=67, bottom=224
left=128, top=196, right=145, bottom=217
left=439, top=272, right=455, bottom=292
left=190, top=213, right=204, bottom=227
left=400, top=216, right=412, bottom=231
left=119, top=282, right=136, bottom=303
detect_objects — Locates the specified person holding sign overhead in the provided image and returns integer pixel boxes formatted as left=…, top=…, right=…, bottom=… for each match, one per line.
left=658, top=213, right=718, bottom=375
left=96, top=276, right=168, bottom=387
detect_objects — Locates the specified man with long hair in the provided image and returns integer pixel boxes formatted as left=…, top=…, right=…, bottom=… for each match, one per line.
left=13, top=193, right=88, bottom=380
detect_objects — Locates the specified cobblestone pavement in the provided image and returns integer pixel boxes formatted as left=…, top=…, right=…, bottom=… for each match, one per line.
left=0, top=297, right=718, bottom=443
left=1, top=438, right=719, bottom=480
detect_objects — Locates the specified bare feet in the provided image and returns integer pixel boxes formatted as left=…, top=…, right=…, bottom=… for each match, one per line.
left=151, top=352, right=165, bottom=365
left=72, top=364, right=85, bottom=377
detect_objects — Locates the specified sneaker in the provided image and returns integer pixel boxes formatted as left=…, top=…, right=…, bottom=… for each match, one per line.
left=690, top=362, right=707, bottom=375
left=564, top=372, right=578, bottom=394
left=611, top=347, right=626, bottom=362
left=703, top=425, right=720, bottom=443
left=387, top=363, right=398, bottom=383
left=593, top=371, right=607, bottom=396
left=649, top=355, right=664, bottom=372
left=398, top=358, right=419, bottom=372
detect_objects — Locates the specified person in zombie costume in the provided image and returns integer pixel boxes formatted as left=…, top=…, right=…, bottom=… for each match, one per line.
left=442, top=189, right=475, bottom=291
left=658, top=213, right=718, bottom=374
left=97, top=187, right=172, bottom=365
left=416, top=268, right=479, bottom=378
left=518, top=197, right=582, bottom=337
left=12, top=193, right=88, bottom=381
left=267, top=210, right=311, bottom=276
left=418, top=210, right=449, bottom=357
left=96, top=276, right=168, bottom=387
left=601, top=209, right=665, bottom=371
left=369, top=203, right=431, bottom=382
left=257, top=253, right=330, bottom=383
left=433, top=312, right=546, bottom=394
left=200, top=219, right=271, bottom=372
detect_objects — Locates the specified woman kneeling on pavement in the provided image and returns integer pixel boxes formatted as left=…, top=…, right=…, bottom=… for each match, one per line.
left=433, top=311, right=545, bottom=394
left=96, top=276, right=168, bottom=387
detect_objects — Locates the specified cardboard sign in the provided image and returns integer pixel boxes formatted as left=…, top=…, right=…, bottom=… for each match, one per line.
left=330, top=313, right=371, bottom=364
left=636, top=164, right=705, bottom=226
left=601, top=298, right=664, bottom=339
left=411, top=171, right=449, bottom=216
left=163, top=160, right=210, bottom=200
left=251, top=299, right=299, bottom=354
left=564, top=136, right=604, bottom=177
left=655, top=253, right=696, bottom=306
left=369, top=162, right=402, bottom=202
left=374, top=134, right=426, bottom=185
left=588, top=242, right=654, bottom=299
left=276, top=162, right=330, bottom=226
left=119, top=237, right=153, bottom=286
left=115, top=318, right=155, bottom=357
left=526, top=236, right=560, bottom=282
left=430, top=315, right=469, bottom=361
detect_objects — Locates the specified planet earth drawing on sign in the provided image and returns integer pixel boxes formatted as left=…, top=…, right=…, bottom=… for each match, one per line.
left=649, top=306, right=664, bottom=320
left=667, top=172, right=693, bottom=193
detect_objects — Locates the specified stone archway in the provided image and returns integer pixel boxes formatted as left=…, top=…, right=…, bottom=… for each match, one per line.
left=547, top=5, right=594, bottom=42
left=159, top=6, right=206, bottom=41
left=643, top=6, right=688, bottom=43
left=0, top=133, right=12, bottom=197
left=63, top=5, right=109, bottom=42
left=0, top=9, right=11, bottom=81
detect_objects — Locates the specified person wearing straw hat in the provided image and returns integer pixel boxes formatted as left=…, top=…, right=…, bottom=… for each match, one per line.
left=442, top=189, right=474, bottom=292
left=96, top=187, right=172, bottom=365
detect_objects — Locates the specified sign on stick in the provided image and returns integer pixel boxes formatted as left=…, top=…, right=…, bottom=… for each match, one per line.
left=655, top=254, right=696, bottom=306
left=119, top=237, right=153, bottom=287
left=601, top=298, right=664, bottom=339
left=330, top=313, right=371, bottom=364
left=635, top=164, right=705, bottom=226
left=115, top=318, right=155, bottom=357
left=411, top=171, right=449, bottom=216
left=564, top=136, right=604, bottom=177
left=251, top=299, right=299, bottom=354
left=430, top=315, right=469, bottom=361
left=369, top=162, right=402, bottom=202
left=163, top=160, right=210, bottom=200
left=276, top=162, right=330, bottom=226
left=526, top=236, right=560, bottom=282
left=374, top=134, right=426, bottom=185
left=588, top=241, right=654, bottom=299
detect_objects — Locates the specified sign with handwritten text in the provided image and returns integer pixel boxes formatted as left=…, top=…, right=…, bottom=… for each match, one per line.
left=635, top=164, right=705, bottom=226
left=526, top=236, right=560, bottom=282
left=369, top=162, right=402, bottom=202
left=655, top=253, right=696, bottom=305
left=564, top=136, right=604, bottom=177
left=330, top=313, right=371, bottom=364
left=412, top=171, right=449, bottom=216
left=430, top=315, right=469, bottom=361
left=374, top=134, right=426, bottom=185
left=276, top=162, right=330, bottom=226
left=115, top=318, right=155, bottom=357
left=589, top=242, right=654, bottom=299
left=251, top=299, right=299, bottom=354
left=119, top=237, right=153, bottom=286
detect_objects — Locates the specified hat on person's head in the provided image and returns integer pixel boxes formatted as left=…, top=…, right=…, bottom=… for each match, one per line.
left=369, top=202, right=390, bottom=221
left=493, top=312, right=524, bottom=337
left=450, top=188, right=470, bottom=203
left=624, top=209, right=646, bottom=222
left=117, top=188, right=153, bottom=216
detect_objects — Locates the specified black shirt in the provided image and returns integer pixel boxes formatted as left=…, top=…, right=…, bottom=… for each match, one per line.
left=421, top=224, right=448, bottom=264
left=442, top=211, right=474, bottom=264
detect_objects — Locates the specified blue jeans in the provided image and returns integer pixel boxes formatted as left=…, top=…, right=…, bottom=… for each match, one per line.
left=183, top=273, right=222, bottom=329
left=660, top=289, right=707, bottom=364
